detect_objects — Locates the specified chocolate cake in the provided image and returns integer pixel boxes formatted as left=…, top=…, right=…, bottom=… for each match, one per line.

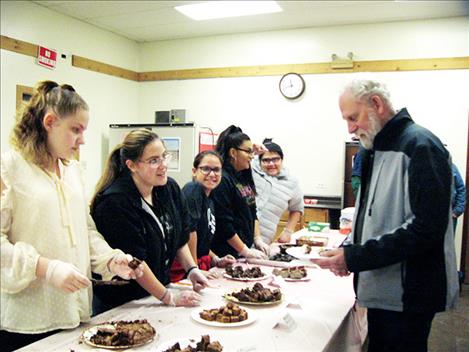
left=225, top=265, right=265, bottom=278
left=199, top=302, right=248, bottom=323
left=163, top=335, right=223, bottom=352
left=128, top=257, right=143, bottom=270
left=89, top=319, right=155, bottom=347
left=230, top=283, right=282, bottom=303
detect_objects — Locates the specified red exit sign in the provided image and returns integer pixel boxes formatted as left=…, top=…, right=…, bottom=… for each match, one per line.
left=37, top=46, right=57, bottom=69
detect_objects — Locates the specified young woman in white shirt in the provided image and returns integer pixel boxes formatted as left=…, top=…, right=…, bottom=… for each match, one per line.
left=0, top=81, right=143, bottom=351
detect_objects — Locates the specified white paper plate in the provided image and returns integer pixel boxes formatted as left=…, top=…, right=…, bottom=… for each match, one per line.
left=223, top=273, right=270, bottom=281
left=81, top=323, right=157, bottom=350
left=191, top=306, right=257, bottom=327
left=223, top=293, right=282, bottom=306
left=286, top=246, right=332, bottom=260
left=284, top=276, right=311, bottom=282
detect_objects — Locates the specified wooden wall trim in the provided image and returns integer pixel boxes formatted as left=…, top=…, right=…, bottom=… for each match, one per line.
left=139, top=57, right=469, bottom=81
left=2, top=34, right=469, bottom=82
left=72, top=55, right=139, bottom=81
left=1, top=35, right=37, bottom=57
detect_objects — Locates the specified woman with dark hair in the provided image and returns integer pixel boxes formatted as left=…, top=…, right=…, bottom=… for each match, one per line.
left=90, top=128, right=208, bottom=314
left=252, top=138, right=304, bottom=244
left=211, top=125, right=269, bottom=259
left=170, top=150, right=236, bottom=281
left=0, top=81, right=142, bottom=351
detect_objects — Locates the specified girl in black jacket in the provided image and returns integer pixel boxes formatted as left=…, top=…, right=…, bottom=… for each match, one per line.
left=90, top=129, right=208, bottom=314
left=211, top=125, right=269, bottom=259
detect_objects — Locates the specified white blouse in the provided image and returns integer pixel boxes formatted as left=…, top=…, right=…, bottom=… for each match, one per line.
left=1, top=150, right=121, bottom=333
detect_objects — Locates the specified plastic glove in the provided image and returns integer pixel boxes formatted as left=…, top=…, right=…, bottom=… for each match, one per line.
left=205, top=268, right=222, bottom=280
left=187, top=267, right=209, bottom=292
left=238, top=245, right=268, bottom=259
left=212, top=254, right=236, bottom=268
left=163, top=289, right=201, bottom=307
left=109, top=253, right=143, bottom=280
left=45, top=259, right=91, bottom=293
left=254, top=237, right=271, bottom=256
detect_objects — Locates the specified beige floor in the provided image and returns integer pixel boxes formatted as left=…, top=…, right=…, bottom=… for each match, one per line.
left=428, top=284, right=469, bottom=352
left=361, top=284, right=469, bottom=352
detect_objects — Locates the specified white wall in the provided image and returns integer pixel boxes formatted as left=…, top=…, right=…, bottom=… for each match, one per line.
left=1, top=1, right=141, bottom=198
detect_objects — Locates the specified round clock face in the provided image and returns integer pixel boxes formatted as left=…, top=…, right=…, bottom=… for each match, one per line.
left=279, top=73, right=305, bottom=99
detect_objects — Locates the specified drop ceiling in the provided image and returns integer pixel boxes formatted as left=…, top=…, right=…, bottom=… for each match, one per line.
left=32, top=1, right=469, bottom=43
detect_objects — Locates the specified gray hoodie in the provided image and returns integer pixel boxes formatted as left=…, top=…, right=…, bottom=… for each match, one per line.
left=252, top=159, right=304, bottom=244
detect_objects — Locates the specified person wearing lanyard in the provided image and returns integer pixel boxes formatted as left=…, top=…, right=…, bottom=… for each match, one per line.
left=90, top=129, right=208, bottom=314
left=0, top=81, right=142, bottom=352
left=211, top=125, right=269, bottom=259
left=170, top=150, right=236, bottom=282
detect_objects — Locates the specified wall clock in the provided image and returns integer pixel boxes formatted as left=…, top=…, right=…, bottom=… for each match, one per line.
left=279, top=72, right=305, bottom=99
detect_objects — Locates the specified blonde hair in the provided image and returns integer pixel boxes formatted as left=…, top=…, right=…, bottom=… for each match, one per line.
left=91, top=128, right=161, bottom=209
left=10, top=80, right=88, bottom=168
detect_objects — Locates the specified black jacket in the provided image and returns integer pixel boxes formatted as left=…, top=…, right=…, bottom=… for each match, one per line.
left=344, top=108, right=459, bottom=313
left=211, top=164, right=257, bottom=257
left=182, top=181, right=216, bottom=258
left=91, top=172, right=190, bottom=309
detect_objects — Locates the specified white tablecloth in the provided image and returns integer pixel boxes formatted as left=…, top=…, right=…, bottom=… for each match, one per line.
left=19, top=231, right=367, bottom=352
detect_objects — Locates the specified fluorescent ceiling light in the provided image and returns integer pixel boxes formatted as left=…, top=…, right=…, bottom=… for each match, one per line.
left=175, top=1, right=282, bottom=21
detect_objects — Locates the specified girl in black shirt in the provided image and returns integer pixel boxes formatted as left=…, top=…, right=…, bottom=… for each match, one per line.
left=170, top=151, right=236, bottom=281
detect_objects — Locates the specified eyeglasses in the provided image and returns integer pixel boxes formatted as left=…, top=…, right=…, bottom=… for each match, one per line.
left=261, top=157, right=281, bottom=164
left=138, top=152, right=172, bottom=168
left=198, top=166, right=222, bottom=175
left=236, top=147, right=254, bottom=156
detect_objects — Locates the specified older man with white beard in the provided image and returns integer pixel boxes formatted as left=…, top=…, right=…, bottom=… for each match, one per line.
left=313, top=80, right=459, bottom=352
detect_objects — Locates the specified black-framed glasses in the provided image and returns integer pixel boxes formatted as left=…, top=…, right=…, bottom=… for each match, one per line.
left=261, top=157, right=281, bottom=164
left=138, top=152, right=172, bottom=168
left=198, top=166, right=222, bottom=175
left=236, top=147, right=254, bottom=156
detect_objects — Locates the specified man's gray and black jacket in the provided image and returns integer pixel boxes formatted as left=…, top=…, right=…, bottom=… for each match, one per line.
left=344, top=108, right=459, bottom=314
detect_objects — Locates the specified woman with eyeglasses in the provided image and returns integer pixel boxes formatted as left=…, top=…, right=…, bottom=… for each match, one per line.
left=90, top=129, right=208, bottom=314
left=170, top=151, right=236, bottom=282
left=252, top=138, right=304, bottom=244
left=211, top=125, right=269, bottom=259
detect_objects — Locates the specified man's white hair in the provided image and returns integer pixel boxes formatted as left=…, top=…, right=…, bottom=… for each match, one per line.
left=343, top=79, right=395, bottom=112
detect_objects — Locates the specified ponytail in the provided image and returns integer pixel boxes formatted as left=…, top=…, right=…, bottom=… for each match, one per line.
left=90, top=145, right=124, bottom=211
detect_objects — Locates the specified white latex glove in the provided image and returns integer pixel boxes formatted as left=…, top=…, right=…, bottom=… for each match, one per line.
left=187, top=267, right=209, bottom=292
left=204, top=268, right=222, bottom=279
left=162, top=289, right=201, bottom=307
left=45, top=259, right=91, bottom=293
left=108, top=253, right=144, bottom=280
left=212, top=254, right=236, bottom=268
left=254, top=237, right=271, bottom=256
left=238, top=245, right=268, bottom=259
